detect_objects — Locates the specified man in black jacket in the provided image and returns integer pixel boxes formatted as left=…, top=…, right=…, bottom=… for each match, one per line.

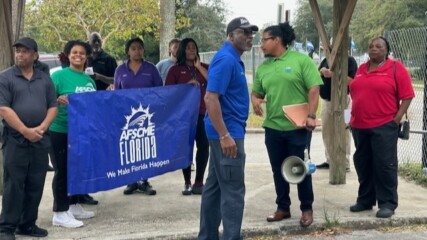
left=87, top=32, right=118, bottom=90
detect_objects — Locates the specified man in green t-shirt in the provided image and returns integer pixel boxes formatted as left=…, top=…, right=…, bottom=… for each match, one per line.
left=251, top=22, right=322, bottom=228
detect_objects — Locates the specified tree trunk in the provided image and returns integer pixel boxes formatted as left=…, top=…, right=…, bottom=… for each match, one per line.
left=329, top=0, right=349, bottom=184
left=12, top=0, right=25, bottom=42
left=158, top=0, right=176, bottom=60
left=0, top=0, right=14, bottom=195
left=0, top=0, right=23, bottom=195
left=0, top=0, right=14, bottom=71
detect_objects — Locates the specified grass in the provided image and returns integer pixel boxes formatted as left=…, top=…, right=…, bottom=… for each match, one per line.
left=412, top=79, right=423, bottom=91
left=246, top=83, right=264, bottom=129
left=398, top=162, right=427, bottom=187
left=322, top=208, right=340, bottom=229
left=247, top=113, right=264, bottom=128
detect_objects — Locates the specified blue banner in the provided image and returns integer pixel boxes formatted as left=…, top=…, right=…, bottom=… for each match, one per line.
left=67, top=84, right=200, bottom=194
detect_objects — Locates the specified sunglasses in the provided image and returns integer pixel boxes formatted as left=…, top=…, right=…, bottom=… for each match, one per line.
left=234, top=28, right=255, bottom=36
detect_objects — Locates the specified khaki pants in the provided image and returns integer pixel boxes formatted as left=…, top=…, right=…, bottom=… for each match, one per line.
left=321, top=98, right=351, bottom=168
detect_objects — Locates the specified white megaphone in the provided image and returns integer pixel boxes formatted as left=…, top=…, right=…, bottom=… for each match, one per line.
left=281, top=149, right=316, bottom=184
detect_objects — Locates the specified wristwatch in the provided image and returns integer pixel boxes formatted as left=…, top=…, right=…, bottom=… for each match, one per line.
left=308, top=113, right=316, bottom=119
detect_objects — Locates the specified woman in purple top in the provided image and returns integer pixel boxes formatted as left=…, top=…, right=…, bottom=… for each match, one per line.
left=113, top=37, right=162, bottom=195
left=114, top=37, right=163, bottom=90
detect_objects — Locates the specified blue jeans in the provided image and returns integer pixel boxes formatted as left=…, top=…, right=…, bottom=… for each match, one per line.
left=198, top=139, right=245, bottom=240
left=264, top=127, right=314, bottom=212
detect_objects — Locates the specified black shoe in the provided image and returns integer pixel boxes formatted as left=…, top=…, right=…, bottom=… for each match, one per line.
left=350, top=203, right=373, bottom=212
left=47, top=165, right=54, bottom=172
left=191, top=184, right=204, bottom=195
left=138, top=181, right=157, bottom=195
left=316, top=162, right=329, bottom=169
left=123, top=182, right=139, bottom=195
left=376, top=208, right=394, bottom=218
left=182, top=184, right=192, bottom=195
left=16, top=225, right=48, bottom=237
left=77, top=194, right=99, bottom=205
left=0, top=231, right=15, bottom=240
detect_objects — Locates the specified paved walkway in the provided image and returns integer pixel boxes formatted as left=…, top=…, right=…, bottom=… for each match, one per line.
left=5, top=131, right=427, bottom=239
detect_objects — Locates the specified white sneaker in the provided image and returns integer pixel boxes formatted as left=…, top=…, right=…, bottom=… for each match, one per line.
left=53, top=211, right=84, bottom=228
left=68, top=204, right=95, bottom=219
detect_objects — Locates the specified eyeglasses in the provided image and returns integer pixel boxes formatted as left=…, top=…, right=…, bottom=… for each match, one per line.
left=234, top=28, right=256, bottom=36
left=261, top=37, right=275, bottom=43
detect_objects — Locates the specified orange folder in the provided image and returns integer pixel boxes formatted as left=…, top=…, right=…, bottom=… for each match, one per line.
left=282, top=103, right=321, bottom=128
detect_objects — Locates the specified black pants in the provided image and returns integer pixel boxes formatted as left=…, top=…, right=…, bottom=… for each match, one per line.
left=264, top=127, right=313, bottom=212
left=183, top=115, right=209, bottom=184
left=0, top=138, right=48, bottom=233
left=352, top=120, right=399, bottom=210
left=50, top=131, right=78, bottom=212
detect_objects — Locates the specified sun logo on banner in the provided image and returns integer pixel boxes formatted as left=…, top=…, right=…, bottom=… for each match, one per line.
left=123, top=104, right=154, bottom=130
left=119, top=103, right=157, bottom=166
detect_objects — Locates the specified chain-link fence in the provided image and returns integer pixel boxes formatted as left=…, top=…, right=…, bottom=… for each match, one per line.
left=199, top=46, right=266, bottom=84
left=387, top=27, right=427, bottom=171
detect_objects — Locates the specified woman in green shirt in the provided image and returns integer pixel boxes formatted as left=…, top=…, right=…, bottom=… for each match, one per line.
left=49, top=40, right=96, bottom=228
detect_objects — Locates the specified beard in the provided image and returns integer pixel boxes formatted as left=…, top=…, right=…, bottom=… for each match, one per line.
left=15, top=60, right=32, bottom=69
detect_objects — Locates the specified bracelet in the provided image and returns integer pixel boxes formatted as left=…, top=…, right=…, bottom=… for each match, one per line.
left=219, top=132, right=230, bottom=140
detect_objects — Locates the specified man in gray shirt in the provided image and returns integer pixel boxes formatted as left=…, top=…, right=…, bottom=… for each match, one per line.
left=0, top=37, right=57, bottom=240
left=156, top=38, right=180, bottom=85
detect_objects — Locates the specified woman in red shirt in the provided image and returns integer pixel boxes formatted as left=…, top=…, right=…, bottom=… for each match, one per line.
left=165, top=38, right=209, bottom=195
left=349, top=36, right=415, bottom=218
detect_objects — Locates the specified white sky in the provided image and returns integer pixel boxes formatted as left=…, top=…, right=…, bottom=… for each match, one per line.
left=223, top=0, right=299, bottom=28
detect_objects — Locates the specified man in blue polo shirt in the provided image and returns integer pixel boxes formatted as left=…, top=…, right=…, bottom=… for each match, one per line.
left=0, top=37, right=58, bottom=240
left=198, top=17, right=258, bottom=240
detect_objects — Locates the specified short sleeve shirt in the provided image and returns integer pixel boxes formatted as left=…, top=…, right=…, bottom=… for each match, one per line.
left=253, top=50, right=323, bottom=131
left=165, top=63, right=209, bottom=115
left=204, top=42, right=249, bottom=140
left=114, top=60, right=163, bottom=90
left=156, top=58, right=175, bottom=85
left=0, top=65, right=57, bottom=145
left=350, top=59, right=415, bottom=128
left=49, top=67, right=96, bottom=133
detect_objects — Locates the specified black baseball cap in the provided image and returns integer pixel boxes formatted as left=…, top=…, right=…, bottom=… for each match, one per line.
left=226, top=17, right=259, bottom=35
left=13, top=37, right=38, bottom=52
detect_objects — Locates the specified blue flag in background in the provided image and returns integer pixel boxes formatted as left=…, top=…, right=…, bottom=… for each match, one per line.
left=294, top=42, right=303, bottom=51
left=67, top=84, right=200, bottom=195
left=351, top=39, right=356, bottom=50
left=306, top=40, right=314, bottom=51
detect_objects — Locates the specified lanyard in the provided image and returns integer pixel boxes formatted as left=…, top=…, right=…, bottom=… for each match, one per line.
left=186, top=65, right=197, bottom=80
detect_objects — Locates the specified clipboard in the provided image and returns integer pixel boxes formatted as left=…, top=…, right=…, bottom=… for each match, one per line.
left=282, top=103, right=321, bottom=128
